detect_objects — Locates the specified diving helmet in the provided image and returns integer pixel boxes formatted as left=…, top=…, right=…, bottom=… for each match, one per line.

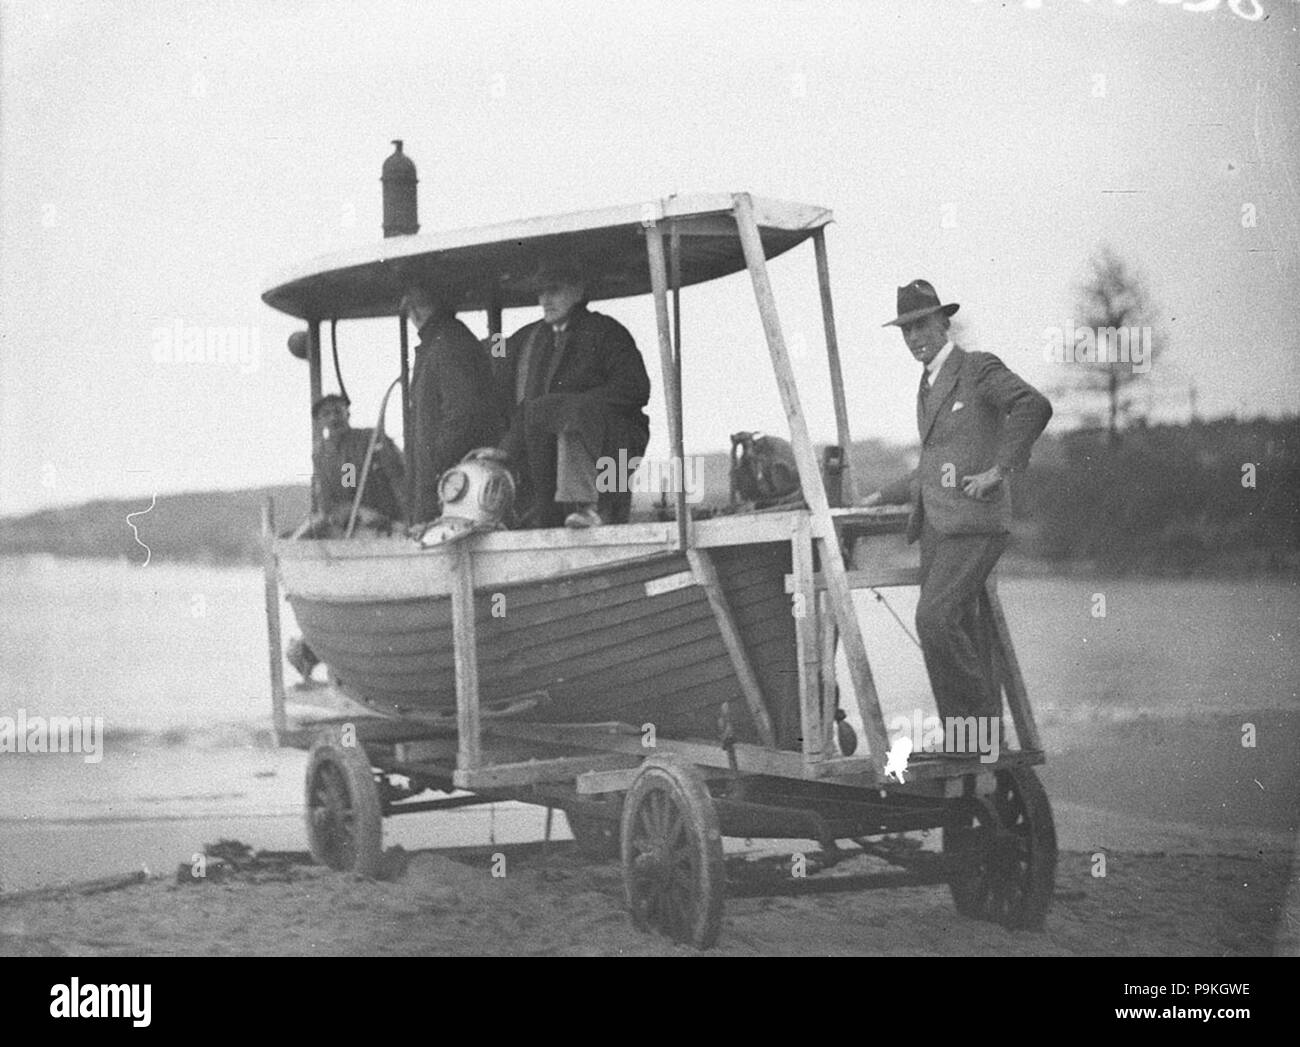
left=418, top=448, right=516, bottom=546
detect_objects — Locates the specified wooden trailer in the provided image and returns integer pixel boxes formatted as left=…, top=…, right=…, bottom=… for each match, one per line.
left=260, top=191, right=1056, bottom=948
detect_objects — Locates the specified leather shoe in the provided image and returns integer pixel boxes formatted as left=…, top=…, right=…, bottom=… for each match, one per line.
left=564, top=505, right=603, bottom=529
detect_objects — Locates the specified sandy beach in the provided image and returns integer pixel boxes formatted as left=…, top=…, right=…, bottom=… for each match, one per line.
left=1, top=711, right=1295, bottom=957
left=1, top=834, right=1295, bottom=958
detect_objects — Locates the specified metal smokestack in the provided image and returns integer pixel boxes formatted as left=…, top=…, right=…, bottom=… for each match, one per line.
left=381, top=140, right=419, bottom=237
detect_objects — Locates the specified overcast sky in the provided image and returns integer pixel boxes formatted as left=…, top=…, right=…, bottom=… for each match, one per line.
left=2, top=0, right=1297, bottom=517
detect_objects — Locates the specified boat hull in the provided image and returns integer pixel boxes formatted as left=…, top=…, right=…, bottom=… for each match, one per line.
left=280, top=534, right=800, bottom=748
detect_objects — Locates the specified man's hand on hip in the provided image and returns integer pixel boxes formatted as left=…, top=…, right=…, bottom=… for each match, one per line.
left=961, top=465, right=1004, bottom=501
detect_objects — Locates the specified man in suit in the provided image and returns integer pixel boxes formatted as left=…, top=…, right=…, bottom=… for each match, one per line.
left=863, top=280, right=1052, bottom=753
left=401, top=285, right=504, bottom=523
left=498, top=259, right=651, bottom=528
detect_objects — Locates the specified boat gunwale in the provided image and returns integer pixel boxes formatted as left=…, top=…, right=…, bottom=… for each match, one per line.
left=272, top=508, right=827, bottom=566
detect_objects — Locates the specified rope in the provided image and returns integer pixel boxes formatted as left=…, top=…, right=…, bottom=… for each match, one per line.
left=344, top=377, right=403, bottom=539
left=867, top=588, right=922, bottom=650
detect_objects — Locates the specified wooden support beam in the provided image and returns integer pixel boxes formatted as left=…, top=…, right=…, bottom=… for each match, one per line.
left=732, top=193, right=890, bottom=773
left=645, top=225, right=689, bottom=550
left=451, top=541, right=482, bottom=772
left=790, top=516, right=823, bottom=762
left=454, top=752, right=640, bottom=791
left=805, top=747, right=1044, bottom=788
left=985, top=574, right=1041, bottom=751
left=485, top=721, right=806, bottom=778
left=670, top=222, right=685, bottom=480
left=576, top=767, right=643, bottom=794
left=812, top=229, right=858, bottom=504
left=399, top=311, right=413, bottom=522
left=784, top=566, right=923, bottom=592
left=685, top=548, right=777, bottom=748
left=307, top=320, right=322, bottom=514
left=261, top=499, right=287, bottom=744
left=818, top=589, right=840, bottom=756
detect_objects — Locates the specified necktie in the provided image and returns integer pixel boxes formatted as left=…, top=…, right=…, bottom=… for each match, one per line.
left=919, top=369, right=931, bottom=403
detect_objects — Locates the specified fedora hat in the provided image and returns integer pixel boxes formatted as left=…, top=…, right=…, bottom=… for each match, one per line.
left=526, top=256, right=588, bottom=291
left=883, top=279, right=960, bottom=327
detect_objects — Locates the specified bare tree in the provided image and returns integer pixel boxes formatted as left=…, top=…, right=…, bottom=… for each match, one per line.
left=1065, top=247, right=1164, bottom=444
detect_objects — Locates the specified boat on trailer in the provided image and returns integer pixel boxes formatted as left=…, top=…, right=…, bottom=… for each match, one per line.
left=260, top=170, right=1057, bottom=949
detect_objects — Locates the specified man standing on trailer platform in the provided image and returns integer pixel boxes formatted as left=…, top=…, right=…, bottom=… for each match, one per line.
left=499, top=259, right=651, bottom=528
left=863, top=280, right=1052, bottom=754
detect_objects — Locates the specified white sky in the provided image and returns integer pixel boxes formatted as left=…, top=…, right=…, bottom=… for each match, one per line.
left=2, top=0, right=1297, bottom=516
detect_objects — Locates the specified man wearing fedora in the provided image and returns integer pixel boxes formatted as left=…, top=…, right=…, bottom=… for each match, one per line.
left=401, top=284, right=504, bottom=523
left=863, top=280, right=1052, bottom=753
left=497, top=259, right=651, bottom=528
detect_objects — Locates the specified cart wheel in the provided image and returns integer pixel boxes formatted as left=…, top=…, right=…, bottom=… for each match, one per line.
left=943, top=767, right=1057, bottom=930
left=943, top=794, right=998, bottom=920
left=305, top=731, right=384, bottom=878
left=620, top=758, right=725, bottom=949
left=565, top=802, right=622, bottom=860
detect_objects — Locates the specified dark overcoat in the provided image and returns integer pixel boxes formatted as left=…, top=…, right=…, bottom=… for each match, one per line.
left=410, top=315, right=504, bottom=522
left=496, top=304, right=651, bottom=523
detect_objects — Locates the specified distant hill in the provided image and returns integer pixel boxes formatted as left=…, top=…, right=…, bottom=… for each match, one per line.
left=1018, top=416, right=1299, bottom=574
left=1, top=419, right=1293, bottom=575
left=0, top=485, right=311, bottom=566
left=0, top=440, right=915, bottom=568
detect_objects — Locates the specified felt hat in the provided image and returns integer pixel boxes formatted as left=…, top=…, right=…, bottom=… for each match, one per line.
left=883, top=279, right=960, bottom=327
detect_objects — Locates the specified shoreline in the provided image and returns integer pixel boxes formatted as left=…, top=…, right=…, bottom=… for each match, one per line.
left=2, top=548, right=1298, bottom=582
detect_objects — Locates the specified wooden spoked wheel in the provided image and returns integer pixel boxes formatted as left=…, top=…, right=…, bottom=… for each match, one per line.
left=305, top=731, right=384, bottom=878
left=621, top=759, right=725, bottom=949
left=943, top=767, right=1057, bottom=930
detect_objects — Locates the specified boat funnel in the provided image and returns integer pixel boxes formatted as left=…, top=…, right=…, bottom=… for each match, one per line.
left=381, top=139, right=419, bottom=237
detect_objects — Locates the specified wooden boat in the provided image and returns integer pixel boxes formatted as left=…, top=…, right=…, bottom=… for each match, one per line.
left=262, top=193, right=841, bottom=751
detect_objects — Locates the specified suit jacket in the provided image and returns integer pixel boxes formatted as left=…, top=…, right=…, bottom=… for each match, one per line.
left=496, top=304, right=651, bottom=449
left=410, top=315, right=503, bottom=521
left=878, top=347, right=1052, bottom=542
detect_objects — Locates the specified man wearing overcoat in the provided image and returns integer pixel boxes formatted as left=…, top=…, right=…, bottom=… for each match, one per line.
left=402, top=286, right=503, bottom=523
left=498, top=260, right=651, bottom=528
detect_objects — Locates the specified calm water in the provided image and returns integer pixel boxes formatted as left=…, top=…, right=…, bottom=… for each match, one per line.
left=2, top=555, right=1294, bottom=743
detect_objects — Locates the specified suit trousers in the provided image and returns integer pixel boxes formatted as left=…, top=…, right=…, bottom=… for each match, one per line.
left=915, top=520, right=1008, bottom=731
left=517, top=396, right=605, bottom=515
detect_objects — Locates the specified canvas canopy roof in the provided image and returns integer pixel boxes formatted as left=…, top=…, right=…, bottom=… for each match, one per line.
left=261, top=192, right=833, bottom=321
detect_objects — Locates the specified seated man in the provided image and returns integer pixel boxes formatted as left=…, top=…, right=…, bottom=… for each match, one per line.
left=401, top=285, right=504, bottom=523
left=498, top=259, right=651, bottom=528
left=287, top=394, right=407, bottom=682
left=306, top=393, right=407, bottom=537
